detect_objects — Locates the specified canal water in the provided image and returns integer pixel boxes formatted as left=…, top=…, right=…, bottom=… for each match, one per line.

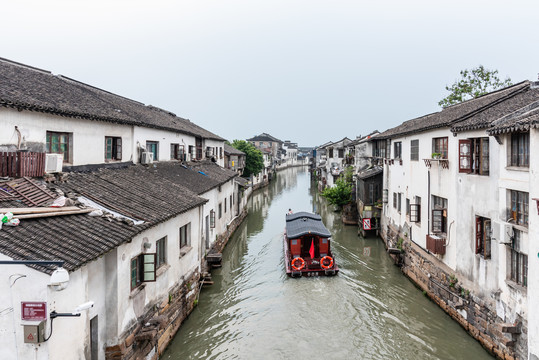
left=163, top=167, right=493, bottom=360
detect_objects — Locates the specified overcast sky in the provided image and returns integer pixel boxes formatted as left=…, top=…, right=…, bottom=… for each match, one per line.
left=2, top=1, right=538, bottom=147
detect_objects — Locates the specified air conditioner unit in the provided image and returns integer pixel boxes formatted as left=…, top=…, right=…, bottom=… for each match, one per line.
left=45, top=154, right=63, bottom=173
left=141, top=152, right=154, bottom=164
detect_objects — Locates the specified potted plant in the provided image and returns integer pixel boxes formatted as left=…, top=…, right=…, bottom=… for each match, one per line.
left=431, top=152, right=442, bottom=159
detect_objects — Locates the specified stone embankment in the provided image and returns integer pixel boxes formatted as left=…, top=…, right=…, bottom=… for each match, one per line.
left=382, top=227, right=525, bottom=360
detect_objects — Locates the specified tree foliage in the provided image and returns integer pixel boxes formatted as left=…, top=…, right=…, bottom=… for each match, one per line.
left=438, top=65, right=512, bottom=108
left=321, top=167, right=353, bottom=208
left=230, top=140, right=264, bottom=178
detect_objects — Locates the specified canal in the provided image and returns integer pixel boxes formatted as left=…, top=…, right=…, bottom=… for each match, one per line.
left=163, top=167, right=493, bottom=360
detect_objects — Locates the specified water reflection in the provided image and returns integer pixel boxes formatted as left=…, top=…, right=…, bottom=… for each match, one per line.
left=163, top=168, right=492, bottom=360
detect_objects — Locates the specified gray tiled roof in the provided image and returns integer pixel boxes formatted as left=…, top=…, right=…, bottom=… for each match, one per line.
left=377, top=82, right=529, bottom=139
left=246, top=133, right=282, bottom=143
left=488, top=99, right=539, bottom=135
left=0, top=164, right=212, bottom=273
left=0, top=57, right=224, bottom=141
left=452, top=84, right=539, bottom=133
left=224, top=143, right=245, bottom=156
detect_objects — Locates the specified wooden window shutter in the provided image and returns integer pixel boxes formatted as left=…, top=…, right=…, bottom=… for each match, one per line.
left=484, top=219, right=491, bottom=259
left=459, top=139, right=472, bottom=173
left=116, top=138, right=122, bottom=160
left=142, top=253, right=156, bottom=282
left=410, top=204, right=420, bottom=222
left=480, top=138, right=488, bottom=175
left=475, top=217, right=482, bottom=254
left=432, top=209, right=443, bottom=233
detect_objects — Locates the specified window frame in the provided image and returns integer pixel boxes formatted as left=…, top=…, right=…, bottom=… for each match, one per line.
left=394, top=142, right=402, bottom=160
left=510, top=190, right=529, bottom=226
left=510, top=131, right=529, bottom=167
left=459, top=138, right=489, bottom=175
left=130, top=253, right=156, bottom=290
left=210, top=210, right=215, bottom=228
left=410, top=140, right=419, bottom=161
left=146, top=141, right=159, bottom=160
left=46, top=131, right=73, bottom=163
left=475, top=216, right=491, bottom=259
left=510, top=230, right=527, bottom=287
left=105, top=136, right=122, bottom=161
left=179, top=223, right=191, bottom=249
left=431, top=196, right=448, bottom=234
left=156, top=237, right=167, bottom=268
left=432, top=137, right=448, bottom=159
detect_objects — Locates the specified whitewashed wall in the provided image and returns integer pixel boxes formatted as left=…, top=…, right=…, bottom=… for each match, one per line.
left=115, top=208, right=202, bottom=339
left=0, top=108, right=133, bottom=166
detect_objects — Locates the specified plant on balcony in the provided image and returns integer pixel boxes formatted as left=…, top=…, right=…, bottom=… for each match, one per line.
left=432, top=152, right=442, bottom=159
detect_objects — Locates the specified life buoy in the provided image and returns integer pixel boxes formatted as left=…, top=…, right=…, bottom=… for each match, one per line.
left=320, top=256, right=333, bottom=270
left=291, top=257, right=305, bottom=271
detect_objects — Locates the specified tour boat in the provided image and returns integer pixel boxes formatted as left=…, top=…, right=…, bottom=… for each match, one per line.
left=284, top=211, right=339, bottom=277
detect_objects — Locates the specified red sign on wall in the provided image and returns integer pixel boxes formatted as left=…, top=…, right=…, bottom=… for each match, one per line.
left=21, top=302, right=47, bottom=321
left=362, top=218, right=371, bottom=230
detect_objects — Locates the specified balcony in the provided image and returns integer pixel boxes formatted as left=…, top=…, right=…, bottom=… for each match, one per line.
left=0, top=152, right=46, bottom=178
left=426, top=234, right=446, bottom=255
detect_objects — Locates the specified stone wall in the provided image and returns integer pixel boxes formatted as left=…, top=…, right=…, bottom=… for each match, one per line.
left=381, top=225, right=526, bottom=360
left=105, top=270, right=200, bottom=360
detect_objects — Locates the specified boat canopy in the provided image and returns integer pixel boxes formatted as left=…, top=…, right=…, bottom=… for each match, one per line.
left=285, top=211, right=332, bottom=239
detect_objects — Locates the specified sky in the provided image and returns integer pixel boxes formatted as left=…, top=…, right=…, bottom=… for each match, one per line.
left=2, top=1, right=539, bottom=147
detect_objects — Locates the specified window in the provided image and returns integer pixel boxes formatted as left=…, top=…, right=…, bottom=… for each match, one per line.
left=386, top=140, right=391, bottom=159
left=394, top=142, right=402, bottom=159
left=393, top=192, right=397, bottom=209
left=509, top=190, right=529, bottom=226
left=46, top=131, right=72, bottom=163
left=224, top=198, right=227, bottom=213
left=179, top=223, right=191, bottom=249
left=431, top=196, right=448, bottom=233
left=397, top=193, right=402, bottom=213
left=230, top=195, right=233, bottom=210
left=510, top=230, right=527, bottom=287
left=373, top=140, right=386, bottom=158
left=156, top=237, right=167, bottom=268
left=220, top=147, right=223, bottom=159
left=171, top=144, right=185, bottom=160
left=210, top=210, right=215, bottom=228
left=432, top=137, right=448, bottom=159
left=459, top=138, right=489, bottom=175
left=146, top=141, right=159, bottom=160
left=510, top=132, right=529, bottom=167
left=329, top=148, right=334, bottom=158
left=410, top=196, right=421, bottom=223
left=130, top=253, right=156, bottom=290
left=406, top=198, right=410, bottom=216
left=338, top=149, right=344, bottom=158
left=105, top=137, right=122, bottom=161
left=475, top=217, right=491, bottom=259
left=410, top=140, right=419, bottom=161
left=218, top=203, right=222, bottom=219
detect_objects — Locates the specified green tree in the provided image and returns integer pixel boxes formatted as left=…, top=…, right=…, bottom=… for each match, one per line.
left=438, top=65, right=512, bottom=108
left=230, top=140, right=264, bottom=178
left=321, top=167, right=353, bottom=208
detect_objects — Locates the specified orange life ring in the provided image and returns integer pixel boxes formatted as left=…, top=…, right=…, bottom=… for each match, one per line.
left=291, top=257, right=305, bottom=271
left=320, top=256, right=333, bottom=270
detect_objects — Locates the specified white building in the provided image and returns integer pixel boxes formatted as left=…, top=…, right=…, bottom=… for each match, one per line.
left=379, top=81, right=537, bottom=359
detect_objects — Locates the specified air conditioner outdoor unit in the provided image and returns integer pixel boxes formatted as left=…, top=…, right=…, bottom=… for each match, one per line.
left=45, top=154, right=64, bottom=173
left=141, top=152, right=154, bottom=164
